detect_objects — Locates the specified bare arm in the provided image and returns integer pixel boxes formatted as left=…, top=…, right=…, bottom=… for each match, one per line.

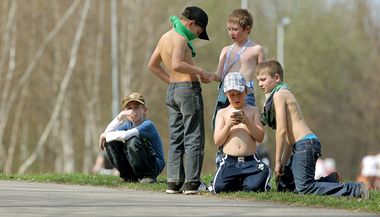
left=148, top=46, right=170, bottom=84
left=210, top=47, right=229, bottom=82
left=273, top=91, right=288, bottom=179
left=214, top=110, right=234, bottom=147
left=257, top=45, right=266, bottom=63
left=281, top=138, right=292, bottom=166
left=202, top=46, right=229, bottom=83
left=171, top=36, right=206, bottom=77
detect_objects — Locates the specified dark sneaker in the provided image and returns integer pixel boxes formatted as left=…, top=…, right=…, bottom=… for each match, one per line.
left=139, top=177, right=156, bottom=184
left=183, top=182, right=200, bottom=195
left=359, top=183, right=370, bottom=199
left=166, top=182, right=183, bottom=194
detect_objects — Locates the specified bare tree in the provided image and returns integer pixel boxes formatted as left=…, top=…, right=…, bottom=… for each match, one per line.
left=17, top=0, right=91, bottom=174
left=0, top=0, right=17, bottom=167
left=81, top=0, right=106, bottom=173
left=0, top=0, right=80, bottom=171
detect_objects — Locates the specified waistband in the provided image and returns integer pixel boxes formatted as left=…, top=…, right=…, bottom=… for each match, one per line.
left=168, top=81, right=200, bottom=88
left=301, top=133, right=318, bottom=140
left=224, top=154, right=257, bottom=163
left=293, top=137, right=320, bottom=147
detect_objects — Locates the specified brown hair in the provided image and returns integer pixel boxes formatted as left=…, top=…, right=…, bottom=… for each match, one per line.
left=256, top=59, right=284, bottom=81
left=227, top=9, right=253, bottom=32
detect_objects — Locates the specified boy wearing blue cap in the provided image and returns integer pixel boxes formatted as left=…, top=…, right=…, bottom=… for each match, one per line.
left=212, top=72, right=271, bottom=193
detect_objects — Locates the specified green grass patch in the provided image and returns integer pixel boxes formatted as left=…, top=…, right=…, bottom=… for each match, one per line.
left=1, top=173, right=379, bottom=214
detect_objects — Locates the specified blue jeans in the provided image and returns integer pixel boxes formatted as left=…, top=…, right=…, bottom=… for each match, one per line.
left=284, top=138, right=361, bottom=197
left=166, top=82, right=205, bottom=183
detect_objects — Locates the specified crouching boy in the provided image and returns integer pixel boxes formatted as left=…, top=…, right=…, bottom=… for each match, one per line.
left=99, top=92, right=165, bottom=183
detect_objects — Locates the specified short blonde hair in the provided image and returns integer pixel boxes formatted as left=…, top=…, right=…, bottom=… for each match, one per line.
left=227, top=9, right=253, bottom=32
left=256, top=59, right=284, bottom=81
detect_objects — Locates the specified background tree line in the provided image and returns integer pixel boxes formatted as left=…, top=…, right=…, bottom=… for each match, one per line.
left=0, top=0, right=379, bottom=179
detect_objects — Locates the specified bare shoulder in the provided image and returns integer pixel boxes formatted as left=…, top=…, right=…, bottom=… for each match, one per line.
left=220, top=45, right=231, bottom=55
left=244, top=104, right=260, bottom=114
left=274, top=89, right=298, bottom=106
left=273, top=89, right=289, bottom=102
left=160, top=29, right=186, bottom=45
left=218, top=107, right=229, bottom=116
left=247, top=43, right=264, bottom=53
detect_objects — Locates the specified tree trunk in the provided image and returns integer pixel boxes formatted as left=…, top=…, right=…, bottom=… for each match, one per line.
left=17, top=0, right=91, bottom=174
left=82, top=0, right=105, bottom=173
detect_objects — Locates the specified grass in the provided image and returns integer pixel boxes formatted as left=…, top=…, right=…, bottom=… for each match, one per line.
left=0, top=173, right=379, bottom=214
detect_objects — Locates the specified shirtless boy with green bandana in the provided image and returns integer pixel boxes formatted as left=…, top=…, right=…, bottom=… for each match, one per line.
left=256, top=59, right=369, bottom=199
left=148, top=6, right=211, bottom=194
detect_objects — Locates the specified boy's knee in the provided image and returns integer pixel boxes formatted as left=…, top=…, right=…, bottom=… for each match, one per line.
left=126, top=136, right=143, bottom=151
left=295, top=180, right=312, bottom=194
left=213, top=182, right=226, bottom=194
left=243, top=175, right=269, bottom=192
left=105, top=140, right=123, bottom=147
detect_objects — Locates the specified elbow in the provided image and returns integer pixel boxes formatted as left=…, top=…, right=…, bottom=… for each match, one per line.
left=276, top=128, right=287, bottom=140
left=214, top=136, right=224, bottom=148
left=172, top=63, right=181, bottom=72
left=256, top=133, right=264, bottom=143
left=254, top=129, right=265, bottom=143
left=148, top=61, right=155, bottom=72
left=171, top=59, right=183, bottom=72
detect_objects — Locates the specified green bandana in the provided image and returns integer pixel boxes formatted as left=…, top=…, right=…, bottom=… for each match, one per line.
left=170, top=16, right=197, bottom=57
left=261, top=82, right=289, bottom=129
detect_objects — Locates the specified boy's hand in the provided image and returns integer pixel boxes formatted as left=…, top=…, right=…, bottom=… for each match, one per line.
left=199, top=71, right=213, bottom=83
left=229, top=110, right=243, bottom=126
left=239, top=110, right=250, bottom=125
left=118, top=110, right=134, bottom=122
left=274, top=161, right=284, bottom=183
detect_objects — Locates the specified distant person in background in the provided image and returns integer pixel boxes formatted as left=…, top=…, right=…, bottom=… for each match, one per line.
left=375, top=153, right=380, bottom=190
left=256, top=60, right=369, bottom=199
left=91, top=151, right=118, bottom=176
left=314, top=158, right=337, bottom=180
left=98, top=92, right=165, bottom=184
left=356, top=154, right=378, bottom=190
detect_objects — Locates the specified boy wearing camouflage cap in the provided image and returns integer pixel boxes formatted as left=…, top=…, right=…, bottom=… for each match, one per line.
left=99, top=92, right=165, bottom=183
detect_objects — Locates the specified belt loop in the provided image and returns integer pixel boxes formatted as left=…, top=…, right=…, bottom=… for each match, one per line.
left=223, top=154, right=228, bottom=160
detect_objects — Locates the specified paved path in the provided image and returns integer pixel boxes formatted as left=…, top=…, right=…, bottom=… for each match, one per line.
left=0, top=180, right=377, bottom=217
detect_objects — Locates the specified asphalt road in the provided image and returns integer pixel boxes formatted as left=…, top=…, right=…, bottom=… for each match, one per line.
left=0, top=180, right=377, bottom=217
